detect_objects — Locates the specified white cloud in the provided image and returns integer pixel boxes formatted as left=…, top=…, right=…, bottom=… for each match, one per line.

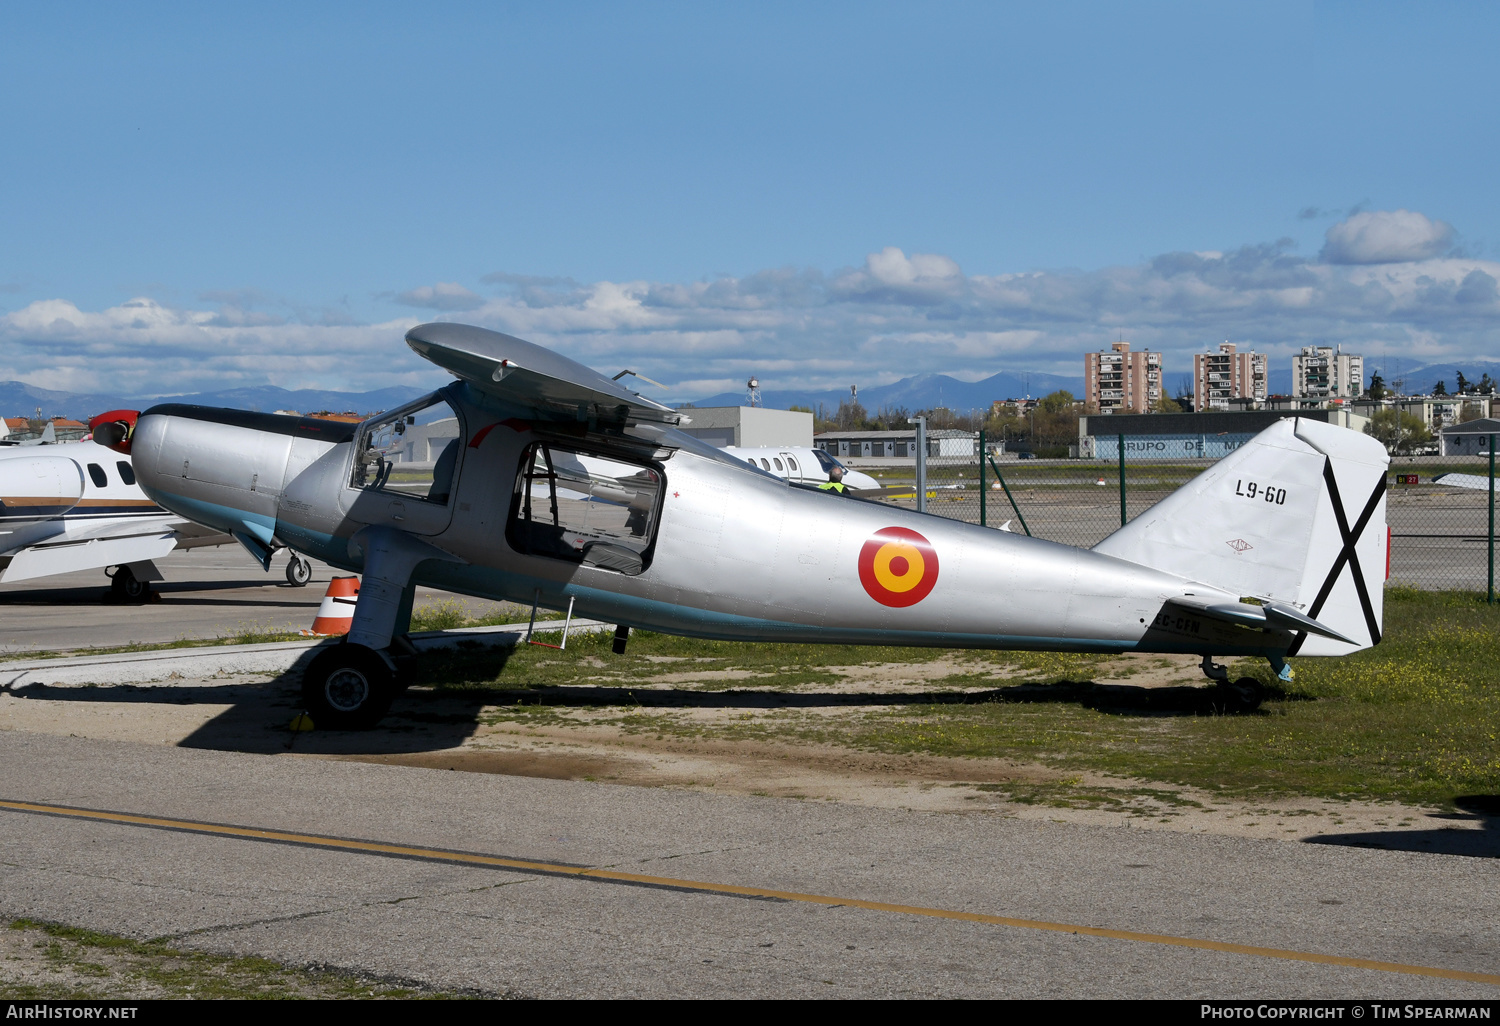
left=1321, top=209, right=1455, bottom=265
left=0, top=297, right=432, bottom=395
left=4, top=219, right=1497, bottom=400
left=395, top=282, right=484, bottom=311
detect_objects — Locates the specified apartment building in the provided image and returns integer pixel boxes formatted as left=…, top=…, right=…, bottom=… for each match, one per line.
left=1292, top=345, right=1364, bottom=400
left=1193, top=342, right=1267, bottom=411
left=1083, top=341, right=1162, bottom=414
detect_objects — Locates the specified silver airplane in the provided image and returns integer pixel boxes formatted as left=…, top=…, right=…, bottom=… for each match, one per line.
left=123, top=323, right=1389, bottom=728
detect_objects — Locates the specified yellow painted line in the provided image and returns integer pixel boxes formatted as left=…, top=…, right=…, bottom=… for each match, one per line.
left=4, top=798, right=1498, bottom=986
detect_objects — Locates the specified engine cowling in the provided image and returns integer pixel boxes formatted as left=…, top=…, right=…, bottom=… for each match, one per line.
left=0, top=456, right=85, bottom=518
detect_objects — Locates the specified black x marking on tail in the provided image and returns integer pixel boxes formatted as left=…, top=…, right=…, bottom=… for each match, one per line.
left=1287, top=460, right=1386, bottom=655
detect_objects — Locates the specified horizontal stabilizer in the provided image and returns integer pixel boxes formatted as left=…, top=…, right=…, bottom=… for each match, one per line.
left=1198, top=601, right=1358, bottom=645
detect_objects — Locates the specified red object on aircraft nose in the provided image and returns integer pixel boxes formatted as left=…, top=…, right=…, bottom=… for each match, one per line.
left=88, top=410, right=140, bottom=454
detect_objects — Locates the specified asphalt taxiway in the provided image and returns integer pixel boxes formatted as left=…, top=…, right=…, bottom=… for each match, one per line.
left=1, top=731, right=1497, bottom=999
left=2, top=548, right=1497, bottom=998
left=0, top=546, right=517, bottom=654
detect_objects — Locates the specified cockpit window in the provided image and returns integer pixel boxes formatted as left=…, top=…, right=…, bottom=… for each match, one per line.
left=506, top=442, right=662, bottom=576
left=350, top=394, right=461, bottom=504
left=812, top=449, right=839, bottom=473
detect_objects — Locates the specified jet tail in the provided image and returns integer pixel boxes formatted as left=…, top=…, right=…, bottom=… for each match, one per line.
left=1093, top=418, right=1389, bottom=655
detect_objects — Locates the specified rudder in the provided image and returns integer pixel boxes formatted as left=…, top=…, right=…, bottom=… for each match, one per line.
left=1093, top=418, right=1388, bottom=655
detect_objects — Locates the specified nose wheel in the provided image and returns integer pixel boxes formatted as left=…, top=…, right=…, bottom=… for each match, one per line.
left=285, top=553, right=313, bottom=587
left=301, top=643, right=395, bottom=730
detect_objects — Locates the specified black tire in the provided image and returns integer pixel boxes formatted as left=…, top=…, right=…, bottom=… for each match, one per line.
left=1215, top=677, right=1264, bottom=714
left=285, top=555, right=313, bottom=587
left=301, top=643, right=396, bottom=730
left=110, top=567, right=150, bottom=603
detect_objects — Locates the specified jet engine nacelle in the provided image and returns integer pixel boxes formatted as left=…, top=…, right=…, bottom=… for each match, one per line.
left=0, top=456, right=85, bottom=518
left=88, top=410, right=140, bottom=454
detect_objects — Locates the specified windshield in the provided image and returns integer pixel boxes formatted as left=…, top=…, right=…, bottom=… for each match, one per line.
left=812, top=448, right=844, bottom=474
left=350, top=394, right=461, bottom=504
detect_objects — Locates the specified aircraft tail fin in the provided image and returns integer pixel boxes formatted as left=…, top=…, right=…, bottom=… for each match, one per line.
left=1093, top=418, right=1389, bottom=655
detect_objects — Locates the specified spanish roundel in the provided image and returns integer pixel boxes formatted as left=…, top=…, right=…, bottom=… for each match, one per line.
left=858, top=527, right=939, bottom=608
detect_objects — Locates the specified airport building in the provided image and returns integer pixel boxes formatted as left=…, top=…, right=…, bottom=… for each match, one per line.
left=1078, top=409, right=1369, bottom=460
left=1292, top=345, right=1364, bottom=401
left=1349, top=395, right=1492, bottom=433
left=1193, top=342, right=1267, bottom=412
left=1439, top=417, right=1500, bottom=456
left=675, top=406, right=813, bottom=449
left=814, top=429, right=978, bottom=460
left=1083, top=341, right=1162, bottom=414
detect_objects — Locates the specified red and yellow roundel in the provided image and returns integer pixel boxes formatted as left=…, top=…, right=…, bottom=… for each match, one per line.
left=858, top=527, right=939, bottom=608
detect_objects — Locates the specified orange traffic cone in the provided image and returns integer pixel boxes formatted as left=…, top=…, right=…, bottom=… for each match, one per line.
left=302, top=576, right=359, bottom=636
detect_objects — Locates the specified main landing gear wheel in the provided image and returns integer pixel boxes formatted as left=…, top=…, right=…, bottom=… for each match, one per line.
left=108, top=565, right=151, bottom=603
left=301, top=643, right=395, bottom=730
left=285, top=554, right=313, bottom=587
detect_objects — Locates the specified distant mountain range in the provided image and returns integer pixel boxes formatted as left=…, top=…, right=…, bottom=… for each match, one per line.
left=4, top=357, right=1497, bottom=424
left=0, top=381, right=429, bottom=421
left=687, top=370, right=1085, bottom=415
left=1369, top=362, right=1500, bottom=396
left=688, top=361, right=1500, bottom=412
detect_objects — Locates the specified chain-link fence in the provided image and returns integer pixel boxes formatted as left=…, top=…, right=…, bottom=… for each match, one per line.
left=855, top=431, right=1499, bottom=596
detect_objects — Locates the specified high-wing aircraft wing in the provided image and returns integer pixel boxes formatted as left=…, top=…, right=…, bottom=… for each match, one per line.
left=405, top=322, right=688, bottom=428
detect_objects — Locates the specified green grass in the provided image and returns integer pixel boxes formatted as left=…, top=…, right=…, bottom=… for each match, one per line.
left=418, top=589, right=1500, bottom=809
left=409, top=627, right=1116, bottom=696
left=0, top=919, right=466, bottom=999
left=407, top=598, right=556, bottom=633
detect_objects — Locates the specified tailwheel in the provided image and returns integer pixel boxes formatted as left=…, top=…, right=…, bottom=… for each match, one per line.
left=1214, top=677, right=1265, bottom=714
left=301, top=642, right=396, bottom=730
left=285, top=553, right=313, bottom=587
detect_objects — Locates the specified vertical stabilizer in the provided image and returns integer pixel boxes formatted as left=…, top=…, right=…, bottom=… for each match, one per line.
left=1093, top=419, right=1388, bottom=654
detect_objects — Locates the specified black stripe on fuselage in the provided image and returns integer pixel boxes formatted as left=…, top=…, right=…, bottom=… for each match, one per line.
left=142, top=404, right=359, bottom=444
left=0, top=507, right=168, bottom=520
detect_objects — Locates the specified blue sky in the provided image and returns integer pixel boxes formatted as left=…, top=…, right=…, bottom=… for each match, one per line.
left=2, top=1, right=1498, bottom=400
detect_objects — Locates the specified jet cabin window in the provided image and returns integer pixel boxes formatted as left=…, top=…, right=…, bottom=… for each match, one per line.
left=506, top=443, right=662, bottom=576
left=350, top=395, right=461, bottom=504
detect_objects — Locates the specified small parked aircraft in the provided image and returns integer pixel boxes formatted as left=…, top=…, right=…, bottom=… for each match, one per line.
left=0, top=412, right=311, bottom=598
left=125, top=323, right=1389, bottom=728
left=723, top=446, right=880, bottom=492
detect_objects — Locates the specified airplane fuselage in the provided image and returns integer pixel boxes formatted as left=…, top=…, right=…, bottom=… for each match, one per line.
left=132, top=384, right=1269, bottom=657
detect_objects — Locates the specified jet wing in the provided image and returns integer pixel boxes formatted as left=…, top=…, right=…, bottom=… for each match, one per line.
left=1432, top=473, right=1497, bottom=491
left=405, top=323, right=687, bottom=428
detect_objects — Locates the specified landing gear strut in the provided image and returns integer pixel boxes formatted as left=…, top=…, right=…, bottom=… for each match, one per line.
left=299, top=525, right=461, bottom=730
